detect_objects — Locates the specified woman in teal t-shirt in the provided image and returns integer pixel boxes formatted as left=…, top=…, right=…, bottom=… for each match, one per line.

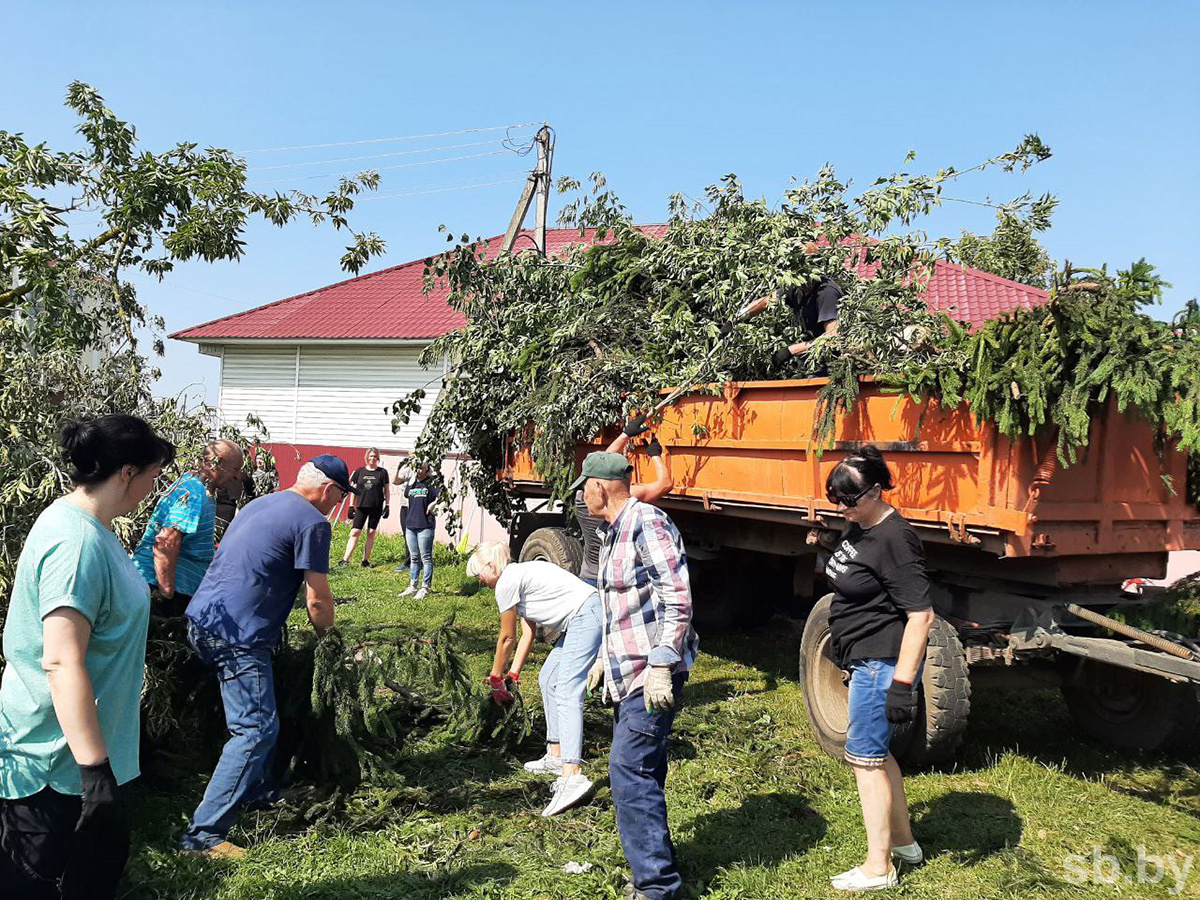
left=0, top=415, right=174, bottom=899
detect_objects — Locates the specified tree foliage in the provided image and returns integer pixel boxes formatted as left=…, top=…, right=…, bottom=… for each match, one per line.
left=951, top=207, right=1056, bottom=288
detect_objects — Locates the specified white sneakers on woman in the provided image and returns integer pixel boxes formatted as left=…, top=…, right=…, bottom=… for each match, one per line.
left=399, top=585, right=417, bottom=597
left=541, top=774, right=594, bottom=817
left=414, top=587, right=428, bottom=602
left=522, top=752, right=563, bottom=776
left=831, top=841, right=923, bottom=891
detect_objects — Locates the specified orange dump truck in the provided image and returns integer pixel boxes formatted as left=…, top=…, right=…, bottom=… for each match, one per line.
left=501, top=378, right=1200, bottom=763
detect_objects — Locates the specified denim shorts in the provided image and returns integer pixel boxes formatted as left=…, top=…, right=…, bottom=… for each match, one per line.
left=844, top=657, right=922, bottom=767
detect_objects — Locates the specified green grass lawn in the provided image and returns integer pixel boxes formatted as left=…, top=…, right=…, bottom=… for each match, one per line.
left=124, top=528, right=1200, bottom=899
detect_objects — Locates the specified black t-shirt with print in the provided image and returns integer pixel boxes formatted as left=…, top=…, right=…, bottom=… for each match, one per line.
left=404, top=479, right=440, bottom=530
left=781, top=277, right=843, bottom=336
left=351, top=466, right=389, bottom=509
left=824, top=512, right=932, bottom=667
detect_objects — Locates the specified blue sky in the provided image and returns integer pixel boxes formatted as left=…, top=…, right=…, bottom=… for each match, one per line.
left=6, top=1, right=1198, bottom=402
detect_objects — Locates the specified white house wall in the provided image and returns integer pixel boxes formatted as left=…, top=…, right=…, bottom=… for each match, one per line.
left=217, top=343, right=441, bottom=450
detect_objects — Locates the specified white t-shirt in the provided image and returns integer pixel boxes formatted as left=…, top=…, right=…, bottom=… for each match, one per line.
left=494, top=561, right=594, bottom=634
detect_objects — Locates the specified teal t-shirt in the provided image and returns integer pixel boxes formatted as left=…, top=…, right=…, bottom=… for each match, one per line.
left=0, top=498, right=151, bottom=798
left=131, top=472, right=216, bottom=597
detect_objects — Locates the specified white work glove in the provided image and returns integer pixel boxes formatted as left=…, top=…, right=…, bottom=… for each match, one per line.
left=644, top=665, right=676, bottom=712
left=586, top=656, right=605, bottom=697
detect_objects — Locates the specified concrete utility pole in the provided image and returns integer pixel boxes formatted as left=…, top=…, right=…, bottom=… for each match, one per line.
left=501, top=125, right=554, bottom=255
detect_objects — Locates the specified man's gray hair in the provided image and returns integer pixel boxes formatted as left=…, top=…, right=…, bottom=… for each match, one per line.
left=295, top=461, right=333, bottom=488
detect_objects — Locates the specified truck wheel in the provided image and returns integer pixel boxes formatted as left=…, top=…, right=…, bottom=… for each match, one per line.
left=519, top=527, right=584, bottom=576
left=800, top=595, right=971, bottom=766
left=1061, top=660, right=1200, bottom=752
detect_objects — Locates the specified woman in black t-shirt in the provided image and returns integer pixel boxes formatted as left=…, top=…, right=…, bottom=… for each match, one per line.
left=822, top=446, right=935, bottom=892
left=340, top=448, right=389, bottom=568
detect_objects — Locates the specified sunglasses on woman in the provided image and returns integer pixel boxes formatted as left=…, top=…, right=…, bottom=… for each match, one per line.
left=826, top=484, right=876, bottom=508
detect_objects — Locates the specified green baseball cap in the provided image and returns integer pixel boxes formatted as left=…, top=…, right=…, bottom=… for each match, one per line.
left=568, top=451, right=634, bottom=493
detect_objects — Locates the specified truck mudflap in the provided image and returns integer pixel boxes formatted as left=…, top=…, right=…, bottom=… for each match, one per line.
left=1006, top=605, right=1200, bottom=685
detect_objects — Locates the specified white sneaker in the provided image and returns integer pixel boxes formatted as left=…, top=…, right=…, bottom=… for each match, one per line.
left=541, top=774, right=594, bottom=817
left=414, top=587, right=428, bottom=602
left=399, top=585, right=417, bottom=597
left=523, top=752, right=564, bottom=776
left=830, top=865, right=898, bottom=891
left=891, top=841, right=923, bottom=865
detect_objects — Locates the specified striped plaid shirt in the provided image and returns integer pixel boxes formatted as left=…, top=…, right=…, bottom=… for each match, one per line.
left=596, top=498, right=699, bottom=702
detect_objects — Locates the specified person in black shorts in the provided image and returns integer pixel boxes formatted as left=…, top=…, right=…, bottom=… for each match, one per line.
left=340, top=448, right=390, bottom=567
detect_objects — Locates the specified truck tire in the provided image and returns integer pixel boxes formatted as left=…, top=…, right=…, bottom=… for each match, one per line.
left=519, top=527, right=584, bottom=576
left=1061, top=660, right=1200, bottom=752
left=799, top=594, right=971, bottom=766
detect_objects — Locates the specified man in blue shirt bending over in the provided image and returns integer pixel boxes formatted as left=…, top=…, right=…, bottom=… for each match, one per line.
left=180, top=455, right=355, bottom=859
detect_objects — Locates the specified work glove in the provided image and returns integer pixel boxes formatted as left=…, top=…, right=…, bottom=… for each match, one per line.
left=623, top=414, right=650, bottom=437
left=885, top=677, right=920, bottom=724
left=76, top=758, right=128, bottom=838
left=67, top=759, right=130, bottom=900
left=718, top=321, right=735, bottom=337
left=771, top=345, right=794, bottom=367
left=505, top=669, right=521, bottom=685
left=382, top=505, right=390, bottom=519
left=486, top=674, right=514, bottom=707
left=586, top=656, right=605, bottom=697
left=348, top=506, right=356, bottom=520
left=646, top=436, right=663, bottom=458
left=644, top=665, right=676, bottom=713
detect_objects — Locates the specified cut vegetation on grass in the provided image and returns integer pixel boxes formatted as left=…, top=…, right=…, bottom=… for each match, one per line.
left=121, top=528, right=1200, bottom=899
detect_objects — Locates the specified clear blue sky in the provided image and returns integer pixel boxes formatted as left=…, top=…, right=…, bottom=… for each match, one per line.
left=6, top=1, right=1198, bottom=403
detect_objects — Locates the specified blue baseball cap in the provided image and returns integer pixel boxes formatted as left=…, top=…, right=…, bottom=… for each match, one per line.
left=310, top=454, right=357, bottom=494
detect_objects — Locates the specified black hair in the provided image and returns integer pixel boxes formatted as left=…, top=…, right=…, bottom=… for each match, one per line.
left=59, top=415, right=176, bottom=487
left=826, top=445, right=895, bottom=497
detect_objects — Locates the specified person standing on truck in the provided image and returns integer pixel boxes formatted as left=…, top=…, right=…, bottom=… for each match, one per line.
left=575, top=415, right=673, bottom=587
left=736, top=276, right=843, bottom=368
left=576, top=451, right=698, bottom=900
left=822, top=446, right=935, bottom=892
left=340, top=448, right=390, bottom=568
left=466, top=541, right=603, bottom=817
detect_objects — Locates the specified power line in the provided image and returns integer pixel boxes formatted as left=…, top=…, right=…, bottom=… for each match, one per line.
left=359, top=178, right=528, bottom=202
left=250, top=150, right=515, bottom=187
left=237, top=122, right=543, bottom=154
left=247, top=135, right=536, bottom=172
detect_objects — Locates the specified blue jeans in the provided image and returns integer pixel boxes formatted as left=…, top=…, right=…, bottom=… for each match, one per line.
left=537, top=593, right=602, bottom=765
left=844, top=657, right=923, bottom=766
left=405, top=527, right=434, bottom=588
left=181, top=623, right=279, bottom=850
left=610, top=673, right=686, bottom=900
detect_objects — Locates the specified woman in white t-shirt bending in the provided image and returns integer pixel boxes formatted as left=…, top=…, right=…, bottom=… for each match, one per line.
left=467, top=541, right=602, bottom=818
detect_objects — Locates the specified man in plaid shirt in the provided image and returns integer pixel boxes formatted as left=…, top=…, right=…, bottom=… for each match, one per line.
left=573, top=451, right=698, bottom=900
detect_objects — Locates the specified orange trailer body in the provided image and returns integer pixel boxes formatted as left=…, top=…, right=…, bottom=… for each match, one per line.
left=502, top=378, right=1200, bottom=583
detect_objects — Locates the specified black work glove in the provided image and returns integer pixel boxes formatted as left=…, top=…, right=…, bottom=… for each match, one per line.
left=623, top=414, right=650, bottom=437
left=382, top=505, right=390, bottom=519
left=646, top=436, right=663, bottom=457
left=771, top=345, right=794, bottom=367
left=718, top=321, right=735, bottom=337
left=66, top=759, right=130, bottom=899
left=885, top=678, right=920, bottom=724
left=348, top=506, right=356, bottom=520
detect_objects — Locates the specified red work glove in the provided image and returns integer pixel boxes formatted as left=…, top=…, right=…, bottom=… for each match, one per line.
left=486, top=674, right=514, bottom=707
left=505, top=670, right=521, bottom=685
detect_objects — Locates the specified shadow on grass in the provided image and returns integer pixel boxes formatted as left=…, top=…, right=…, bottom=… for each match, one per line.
left=679, top=791, right=826, bottom=890
left=956, top=689, right=1200, bottom=819
left=270, top=862, right=518, bottom=900
left=910, top=790, right=1022, bottom=863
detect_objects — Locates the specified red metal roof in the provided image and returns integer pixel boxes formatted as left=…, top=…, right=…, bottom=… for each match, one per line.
left=171, top=224, right=1045, bottom=342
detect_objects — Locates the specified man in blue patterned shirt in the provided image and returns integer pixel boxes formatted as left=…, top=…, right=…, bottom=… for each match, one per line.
left=132, top=440, right=243, bottom=615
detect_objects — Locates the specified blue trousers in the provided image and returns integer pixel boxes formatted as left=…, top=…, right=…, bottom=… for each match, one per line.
left=537, top=593, right=603, bottom=764
left=181, top=623, right=279, bottom=850
left=610, top=673, right=686, bottom=900
left=405, top=527, right=435, bottom=588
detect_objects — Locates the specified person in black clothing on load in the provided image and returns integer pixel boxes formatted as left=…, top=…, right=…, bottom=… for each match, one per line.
left=822, top=446, right=935, bottom=892
left=340, top=448, right=390, bottom=568
left=735, top=276, right=842, bottom=369
left=574, top=414, right=672, bottom=587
